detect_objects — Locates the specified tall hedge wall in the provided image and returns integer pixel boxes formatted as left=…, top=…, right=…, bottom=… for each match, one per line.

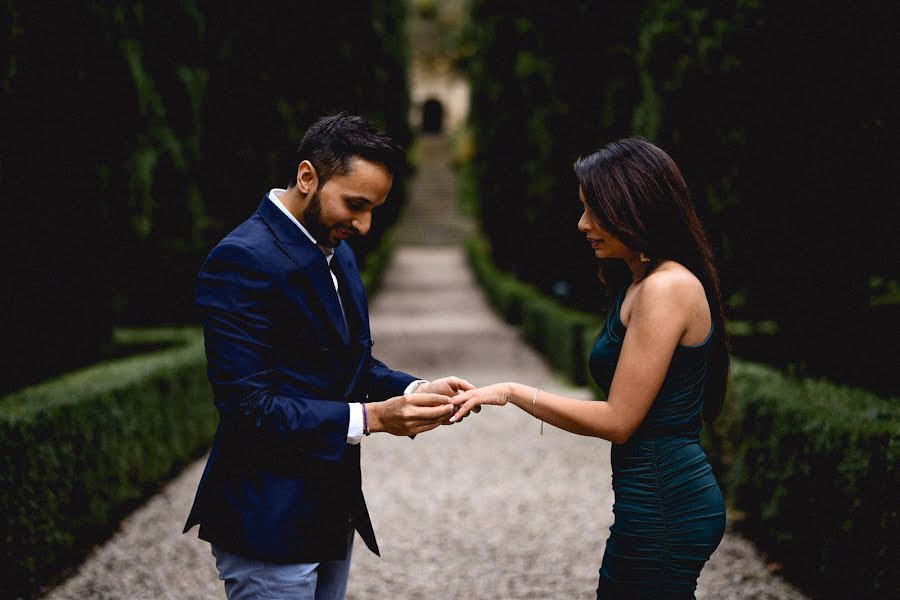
left=630, top=0, right=896, bottom=395
left=464, top=2, right=647, bottom=316
left=1, top=0, right=411, bottom=394
left=464, top=1, right=896, bottom=394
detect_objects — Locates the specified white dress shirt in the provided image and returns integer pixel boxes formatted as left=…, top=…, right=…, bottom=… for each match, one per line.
left=267, top=189, right=426, bottom=443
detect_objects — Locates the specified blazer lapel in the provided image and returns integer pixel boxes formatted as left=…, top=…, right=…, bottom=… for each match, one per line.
left=332, top=244, right=372, bottom=400
left=332, top=244, right=368, bottom=341
left=256, top=196, right=351, bottom=346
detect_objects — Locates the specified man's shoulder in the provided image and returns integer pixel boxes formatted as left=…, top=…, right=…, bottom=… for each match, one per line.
left=201, top=212, right=274, bottom=270
left=212, top=209, right=273, bottom=251
left=222, top=210, right=268, bottom=244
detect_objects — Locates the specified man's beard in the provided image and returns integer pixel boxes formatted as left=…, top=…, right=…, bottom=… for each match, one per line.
left=302, top=189, right=340, bottom=248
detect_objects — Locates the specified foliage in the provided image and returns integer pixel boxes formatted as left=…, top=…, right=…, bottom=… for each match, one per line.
left=631, top=0, right=896, bottom=393
left=198, top=0, right=412, bottom=275
left=721, top=360, right=899, bottom=599
left=0, top=328, right=213, bottom=599
left=464, top=1, right=897, bottom=394
left=464, top=1, right=650, bottom=315
left=2, top=2, right=124, bottom=394
left=1, top=0, right=411, bottom=394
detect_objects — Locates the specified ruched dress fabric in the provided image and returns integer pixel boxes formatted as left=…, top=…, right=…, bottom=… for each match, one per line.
left=590, top=288, right=725, bottom=599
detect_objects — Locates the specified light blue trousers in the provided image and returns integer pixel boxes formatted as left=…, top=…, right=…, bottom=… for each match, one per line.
left=212, top=529, right=354, bottom=600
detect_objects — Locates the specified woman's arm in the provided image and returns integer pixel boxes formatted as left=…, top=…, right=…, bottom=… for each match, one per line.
left=451, top=274, right=695, bottom=444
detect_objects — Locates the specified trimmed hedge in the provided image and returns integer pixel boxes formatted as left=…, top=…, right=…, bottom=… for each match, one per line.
left=465, top=228, right=899, bottom=599
left=724, top=360, right=898, bottom=598
left=0, top=328, right=213, bottom=598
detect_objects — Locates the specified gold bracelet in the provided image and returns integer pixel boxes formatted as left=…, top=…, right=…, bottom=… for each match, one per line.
left=532, top=387, right=544, bottom=435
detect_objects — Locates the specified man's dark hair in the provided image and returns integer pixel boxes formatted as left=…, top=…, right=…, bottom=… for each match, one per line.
left=290, top=112, right=403, bottom=188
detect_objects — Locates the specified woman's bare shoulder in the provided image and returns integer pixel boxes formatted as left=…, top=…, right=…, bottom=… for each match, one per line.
left=637, top=262, right=704, bottom=306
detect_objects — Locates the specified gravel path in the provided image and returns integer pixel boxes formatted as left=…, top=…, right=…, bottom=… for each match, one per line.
left=39, top=138, right=806, bottom=600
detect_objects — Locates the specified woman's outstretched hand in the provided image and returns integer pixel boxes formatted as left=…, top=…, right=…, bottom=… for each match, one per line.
left=449, top=383, right=512, bottom=422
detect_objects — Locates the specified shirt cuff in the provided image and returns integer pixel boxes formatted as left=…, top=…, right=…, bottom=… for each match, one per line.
left=404, top=379, right=429, bottom=395
left=347, top=402, right=364, bottom=444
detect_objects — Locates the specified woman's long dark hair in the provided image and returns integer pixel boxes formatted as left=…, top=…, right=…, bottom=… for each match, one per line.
left=573, top=138, right=730, bottom=422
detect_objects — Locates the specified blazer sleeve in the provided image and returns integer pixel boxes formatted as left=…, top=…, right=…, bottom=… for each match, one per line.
left=197, top=240, right=349, bottom=463
left=365, top=356, right=417, bottom=402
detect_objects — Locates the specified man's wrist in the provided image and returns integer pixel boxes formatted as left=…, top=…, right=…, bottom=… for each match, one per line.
left=367, top=401, right=384, bottom=433
left=362, top=402, right=371, bottom=436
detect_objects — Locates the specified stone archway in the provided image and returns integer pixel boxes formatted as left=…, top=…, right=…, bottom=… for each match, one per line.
left=409, top=70, right=470, bottom=134
left=422, top=98, right=444, bottom=133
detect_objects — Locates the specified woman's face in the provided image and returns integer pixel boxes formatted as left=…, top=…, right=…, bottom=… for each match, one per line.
left=577, top=186, right=631, bottom=260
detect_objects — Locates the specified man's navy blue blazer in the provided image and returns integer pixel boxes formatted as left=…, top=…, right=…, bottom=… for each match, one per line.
left=183, top=195, right=416, bottom=563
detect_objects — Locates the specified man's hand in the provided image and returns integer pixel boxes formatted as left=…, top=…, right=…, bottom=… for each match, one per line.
left=368, top=393, right=455, bottom=436
left=415, top=376, right=475, bottom=397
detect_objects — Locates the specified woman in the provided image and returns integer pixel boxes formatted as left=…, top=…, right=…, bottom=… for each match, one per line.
left=451, top=138, right=729, bottom=598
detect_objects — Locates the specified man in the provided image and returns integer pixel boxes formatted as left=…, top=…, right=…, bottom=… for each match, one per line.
left=184, top=113, right=472, bottom=599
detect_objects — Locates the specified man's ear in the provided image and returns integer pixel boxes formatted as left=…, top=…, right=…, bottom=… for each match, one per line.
left=296, top=160, right=317, bottom=194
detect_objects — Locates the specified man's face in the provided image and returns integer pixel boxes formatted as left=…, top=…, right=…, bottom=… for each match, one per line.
left=302, top=157, right=392, bottom=248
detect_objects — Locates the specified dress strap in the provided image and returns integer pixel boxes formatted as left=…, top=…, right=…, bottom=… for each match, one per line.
left=605, top=286, right=629, bottom=340
left=613, top=286, right=628, bottom=318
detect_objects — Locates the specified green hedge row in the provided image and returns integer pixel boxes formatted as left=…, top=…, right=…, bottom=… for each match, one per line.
left=464, top=229, right=899, bottom=599
left=724, top=361, right=898, bottom=598
left=0, top=328, right=213, bottom=599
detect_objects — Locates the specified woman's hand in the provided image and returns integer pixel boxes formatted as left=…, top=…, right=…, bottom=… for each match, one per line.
left=449, top=383, right=513, bottom=422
